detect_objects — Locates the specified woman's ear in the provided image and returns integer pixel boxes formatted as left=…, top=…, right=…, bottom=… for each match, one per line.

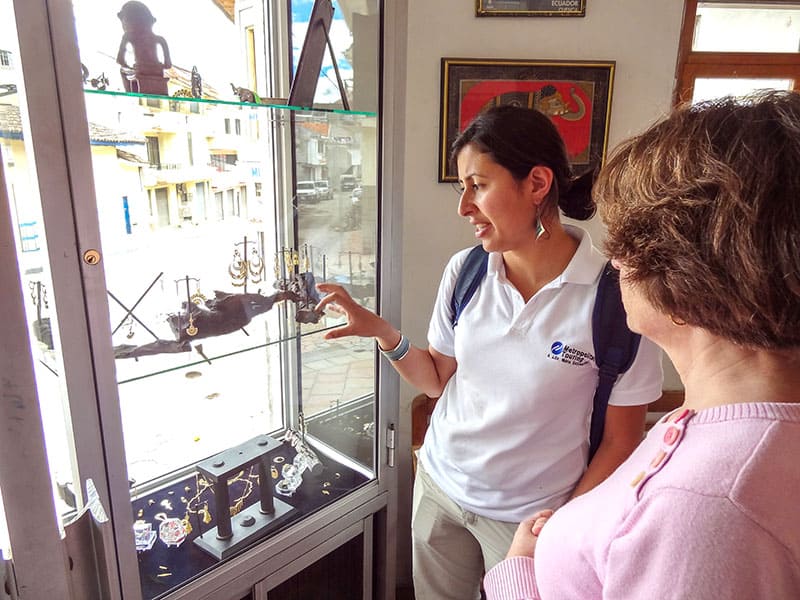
left=527, top=165, right=554, bottom=204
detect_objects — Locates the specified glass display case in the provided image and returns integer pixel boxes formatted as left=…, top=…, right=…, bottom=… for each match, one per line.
left=0, top=0, right=398, bottom=598
left=79, top=91, right=378, bottom=599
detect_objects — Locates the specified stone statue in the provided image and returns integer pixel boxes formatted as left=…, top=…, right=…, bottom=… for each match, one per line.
left=191, top=66, right=202, bottom=98
left=116, top=1, right=172, bottom=95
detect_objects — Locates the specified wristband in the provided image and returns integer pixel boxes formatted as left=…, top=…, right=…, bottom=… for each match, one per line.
left=379, top=334, right=411, bottom=361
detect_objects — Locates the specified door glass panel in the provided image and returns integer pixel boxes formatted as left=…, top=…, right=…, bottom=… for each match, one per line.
left=692, top=77, right=793, bottom=103
left=291, top=0, right=380, bottom=470
left=69, top=0, right=379, bottom=596
left=1, top=0, right=82, bottom=524
left=296, top=113, right=377, bottom=471
left=694, top=3, right=800, bottom=52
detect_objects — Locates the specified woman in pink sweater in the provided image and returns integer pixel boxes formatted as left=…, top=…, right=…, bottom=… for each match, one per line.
left=483, top=90, right=800, bottom=599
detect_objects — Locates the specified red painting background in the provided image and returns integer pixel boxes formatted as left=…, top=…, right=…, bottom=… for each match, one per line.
left=459, top=79, right=593, bottom=161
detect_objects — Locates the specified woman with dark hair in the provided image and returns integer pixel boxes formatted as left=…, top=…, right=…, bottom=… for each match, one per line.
left=316, top=105, right=663, bottom=599
left=483, top=90, right=800, bottom=599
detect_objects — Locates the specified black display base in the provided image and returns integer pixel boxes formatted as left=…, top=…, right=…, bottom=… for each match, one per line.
left=133, top=441, right=369, bottom=600
left=193, top=497, right=295, bottom=560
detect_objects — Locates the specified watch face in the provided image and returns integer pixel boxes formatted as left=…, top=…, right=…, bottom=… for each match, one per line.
left=157, top=515, right=188, bottom=547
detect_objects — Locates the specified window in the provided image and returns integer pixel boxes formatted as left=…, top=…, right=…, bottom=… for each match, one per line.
left=675, top=0, right=800, bottom=104
left=145, top=136, right=160, bottom=168
left=246, top=26, right=257, bottom=90
left=0, top=49, right=11, bottom=67
left=210, top=153, right=237, bottom=172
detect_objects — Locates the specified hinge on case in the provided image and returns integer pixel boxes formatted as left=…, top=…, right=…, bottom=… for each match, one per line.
left=386, top=423, right=396, bottom=468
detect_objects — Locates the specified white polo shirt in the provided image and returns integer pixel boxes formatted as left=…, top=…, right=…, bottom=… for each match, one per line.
left=421, top=225, right=664, bottom=522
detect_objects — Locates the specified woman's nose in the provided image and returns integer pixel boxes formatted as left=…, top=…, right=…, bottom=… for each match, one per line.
left=457, top=191, right=472, bottom=217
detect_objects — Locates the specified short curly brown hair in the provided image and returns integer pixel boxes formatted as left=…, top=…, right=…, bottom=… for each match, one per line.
left=594, top=90, right=800, bottom=350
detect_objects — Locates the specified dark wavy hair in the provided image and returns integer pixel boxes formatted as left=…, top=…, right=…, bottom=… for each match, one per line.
left=595, top=90, right=800, bottom=349
left=449, top=104, right=596, bottom=221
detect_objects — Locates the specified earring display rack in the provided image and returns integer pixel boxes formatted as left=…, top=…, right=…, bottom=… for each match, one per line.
left=192, top=435, right=294, bottom=560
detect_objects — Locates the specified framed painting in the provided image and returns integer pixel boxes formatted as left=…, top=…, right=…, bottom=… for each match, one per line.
left=476, top=0, right=586, bottom=17
left=438, top=58, right=614, bottom=182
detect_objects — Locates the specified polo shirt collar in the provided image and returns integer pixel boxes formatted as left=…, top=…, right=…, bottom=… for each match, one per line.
left=485, top=224, right=607, bottom=288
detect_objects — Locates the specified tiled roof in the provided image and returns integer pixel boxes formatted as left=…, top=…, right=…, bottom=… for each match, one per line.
left=212, top=0, right=235, bottom=20
left=0, top=103, right=144, bottom=144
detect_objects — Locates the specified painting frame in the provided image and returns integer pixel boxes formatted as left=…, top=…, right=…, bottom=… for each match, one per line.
left=438, top=58, right=614, bottom=182
left=476, top=0, right=586, bottom=18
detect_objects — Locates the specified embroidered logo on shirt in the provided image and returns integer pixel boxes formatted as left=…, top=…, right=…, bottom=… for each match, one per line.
left=547, top=341, right=594, bottom=366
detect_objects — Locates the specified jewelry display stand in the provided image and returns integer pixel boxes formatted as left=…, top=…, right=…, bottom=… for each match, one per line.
left=193, top=435, right=295, bottom=560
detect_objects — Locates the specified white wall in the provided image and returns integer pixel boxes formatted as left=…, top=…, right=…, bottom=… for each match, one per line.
left=394, top=0, right=685, bottom=585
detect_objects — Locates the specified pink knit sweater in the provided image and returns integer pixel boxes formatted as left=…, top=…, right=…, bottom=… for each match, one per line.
left=483, top=402, right=800, bottom=599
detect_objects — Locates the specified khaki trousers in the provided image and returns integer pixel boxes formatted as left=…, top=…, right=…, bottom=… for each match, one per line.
left=411, top=461, right=519, bottom=600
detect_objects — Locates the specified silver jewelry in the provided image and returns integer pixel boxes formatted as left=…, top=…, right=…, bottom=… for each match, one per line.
left=284, top=428, right=324, bottom=476
left=535, top=214, right=548, bottom=240
left=379, top=334, right=410, bottom=361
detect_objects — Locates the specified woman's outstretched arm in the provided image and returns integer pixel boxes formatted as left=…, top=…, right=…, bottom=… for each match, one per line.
left=316, top=283, right=456, bottom=398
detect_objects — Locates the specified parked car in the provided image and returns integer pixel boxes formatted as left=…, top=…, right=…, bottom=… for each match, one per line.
left=314, top=180, right=331, bottom=201
left=339, top=174, right=358, bottom=191
left=296, top=180, right=318, bottom=203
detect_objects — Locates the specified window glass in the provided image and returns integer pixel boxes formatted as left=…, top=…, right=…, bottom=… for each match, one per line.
left=692, top=77, right=794, bottom=103
left=291, top=0, right=379, bottom=112
left=694, top=3, right=800, bottom=52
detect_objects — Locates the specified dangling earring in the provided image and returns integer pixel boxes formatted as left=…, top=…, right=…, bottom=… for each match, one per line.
left=248, top=248, right=264, bottom=283
left=190, top=285, right=206, bottom=305
left=229, top=248, right=247, bottom=287
left=186, top=312, right=198, bottom=336
left=535, top=209, right=548, bottom=240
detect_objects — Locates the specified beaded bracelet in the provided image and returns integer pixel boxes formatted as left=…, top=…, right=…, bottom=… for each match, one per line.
left=379, top=334, right=411, bottom=361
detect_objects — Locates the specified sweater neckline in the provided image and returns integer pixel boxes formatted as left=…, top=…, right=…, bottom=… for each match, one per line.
left=662, top=402, right=800, bottom=426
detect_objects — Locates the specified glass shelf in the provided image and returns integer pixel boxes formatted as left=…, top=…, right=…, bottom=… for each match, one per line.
left=83, top=88, right=378, bottom=117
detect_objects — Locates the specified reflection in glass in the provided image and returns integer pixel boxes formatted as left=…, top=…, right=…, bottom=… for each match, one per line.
left=695, top=3, right=800, bottom=53
left=294, top=109, right=377, bottom=471
left=291, top=0, right=380, bottom=112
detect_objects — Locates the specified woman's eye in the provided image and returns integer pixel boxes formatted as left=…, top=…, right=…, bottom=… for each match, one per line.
left=471, top=183, right=480, bottom=192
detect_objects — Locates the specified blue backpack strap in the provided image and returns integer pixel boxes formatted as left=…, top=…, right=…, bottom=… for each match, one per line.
left=450, top=245, right=488, bottom=326
left=589, top=261, right=642, bottom=460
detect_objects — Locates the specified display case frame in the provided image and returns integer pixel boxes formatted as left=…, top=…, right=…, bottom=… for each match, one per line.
left=0, top=0, right=403, bottom=597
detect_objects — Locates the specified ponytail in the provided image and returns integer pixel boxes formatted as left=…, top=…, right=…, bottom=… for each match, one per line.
left=558, top=168, right=597, bottom=221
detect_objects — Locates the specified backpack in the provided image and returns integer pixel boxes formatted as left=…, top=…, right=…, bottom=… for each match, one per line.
left=450, top=245, right=642, bottom=461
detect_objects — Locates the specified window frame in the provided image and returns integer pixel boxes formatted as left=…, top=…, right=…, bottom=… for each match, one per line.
left=674, top=0, right=800, bottom=104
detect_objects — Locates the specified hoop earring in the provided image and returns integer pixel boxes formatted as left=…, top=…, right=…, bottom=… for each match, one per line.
left=229, top=248, right=247, bottom=287
left=670, top=315, right=687, bottom=326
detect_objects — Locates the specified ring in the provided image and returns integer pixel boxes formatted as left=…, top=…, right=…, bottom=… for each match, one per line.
left=273, top=456, right=285, bottom=464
